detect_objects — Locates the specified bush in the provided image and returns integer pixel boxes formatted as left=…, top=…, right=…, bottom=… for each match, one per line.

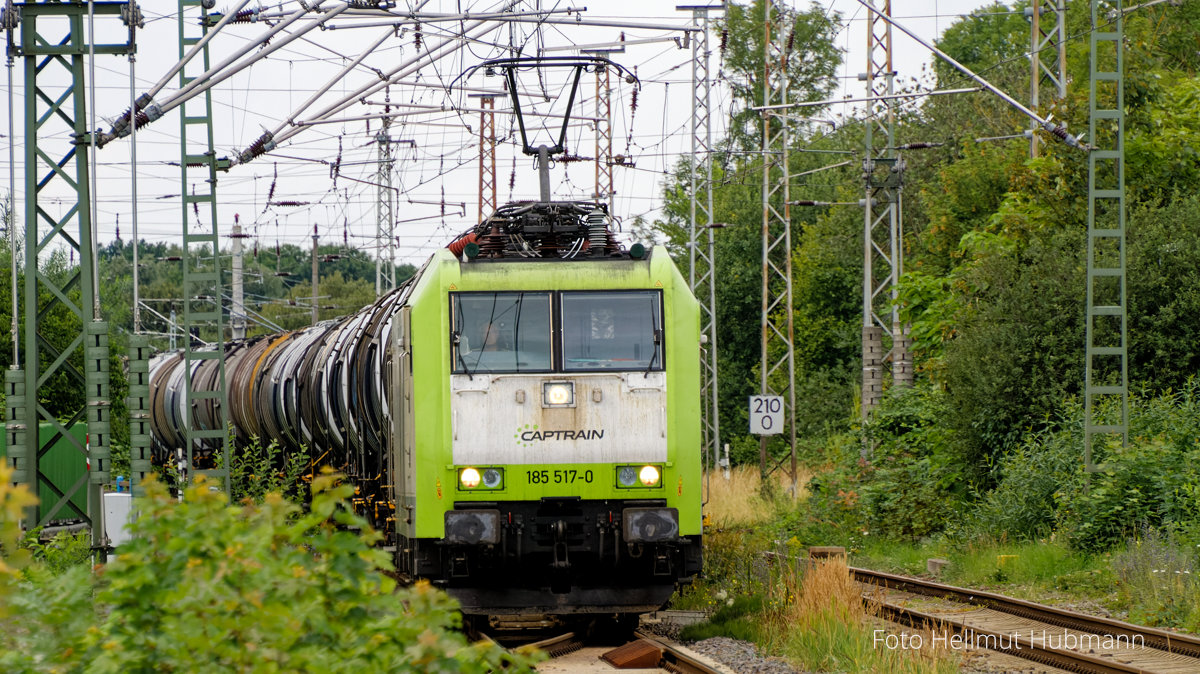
left=22, top=528, right=92, bottom=574
left=858, top=385, right=963, bottom=542
left=1055, top=385, right=1200, bottom=552
left=0, top=467, right=539, bottom=673
left=956, top=405, right=1083, bottom=542
left=228, top=434, right=309, bottom=504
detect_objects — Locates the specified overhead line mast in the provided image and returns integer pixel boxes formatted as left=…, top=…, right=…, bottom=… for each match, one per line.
left=680, top=3, right=722, bottom=475
left=1084, top=0, right=1127, bottom=469
left=178, top=0, right=230, bottom=493
left=1028, top=0, right=1067, bottom=158
left=861, top=0, right=910, bottom=428
left=7, top=0, right=127, bottom=545
left=476, top=95, right=498, bottom=222
left=759, top=0, right=798, bottom=490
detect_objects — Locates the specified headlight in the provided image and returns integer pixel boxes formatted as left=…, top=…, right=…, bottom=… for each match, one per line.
left=459, top=467, right=503, bottom=490
left=542, top=381, right=575, bottom=407
left=639, top=465, right=661, bottom=486
left=616, top=464, right=662, bottom=489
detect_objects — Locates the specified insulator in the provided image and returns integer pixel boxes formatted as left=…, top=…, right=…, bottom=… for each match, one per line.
left=112, top=98, right=155, bottom=139
left=719, top=29, right=728, bottom=53
left=0, top=5, right=21, bottom=31
left=478, top=222, right=506, bottom=258
left=238, top=133, right=276, bottom=165
left=231, top=7, right=260, bottom=23
left=265, top=164, right=278, bottom=205
left=587, top=209, right=608, bottom=256
left=269, top=200, right=309, bottom=207
left=121, top=2, right=145, bottom=29
left=414, top=21, right=422, bottom=51
left=785, top=29, right=795, bottom=54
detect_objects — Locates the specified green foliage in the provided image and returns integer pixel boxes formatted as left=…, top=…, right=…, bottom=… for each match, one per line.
left=956, top=409, right=1081, bottom=542
left=776, top=438, right=869, bottom=550
left=1110, top=529, right=1200, bottom=631
left=718, top=1, right=842, bottom=151
left=940, top=224, right=1085, bottom=475
left=961, top=382, right=1200, bottom=552
left=679, top=594, right=764, bottom=642
left=0, top=462, right=38, bottom=597
left=1127, top=195, right=1200, bottom=389
left=21, top=529, right=92, bottom=575
left=228, top=434, right=309, bottom=504
left=0, top=470, right=538, bottom=673
left=82, top=472, right=535, bottom=673
left=856, top=385, right=962, bottom=542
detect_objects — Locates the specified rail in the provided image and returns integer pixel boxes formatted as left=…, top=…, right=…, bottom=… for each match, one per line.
left=853, top=565, right=1200, bottom=673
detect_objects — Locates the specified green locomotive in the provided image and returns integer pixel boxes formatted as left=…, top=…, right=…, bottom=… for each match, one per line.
left=390, top=230, right=702, bottom=624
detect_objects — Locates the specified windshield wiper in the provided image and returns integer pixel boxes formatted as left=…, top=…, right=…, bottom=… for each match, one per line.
left=645, top=328, right=662, bottom=375
left=452, top=331, right=474, bottom=380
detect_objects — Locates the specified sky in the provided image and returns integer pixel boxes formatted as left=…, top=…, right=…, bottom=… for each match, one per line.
left=2, top=0, right=1000, bottom=284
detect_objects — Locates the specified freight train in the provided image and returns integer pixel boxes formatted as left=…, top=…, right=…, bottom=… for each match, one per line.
left=147, top=199, right=704, bottom=627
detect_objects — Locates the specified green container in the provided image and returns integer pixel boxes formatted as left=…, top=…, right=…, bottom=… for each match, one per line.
left=1, top=423, right=88, bottom=521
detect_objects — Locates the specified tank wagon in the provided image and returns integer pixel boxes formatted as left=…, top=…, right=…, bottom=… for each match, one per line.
left=147, top=202, right=703, bottom=626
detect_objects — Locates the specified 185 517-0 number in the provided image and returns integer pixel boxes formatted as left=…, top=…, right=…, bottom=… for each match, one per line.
left=527, top=469, right=594, bottom=484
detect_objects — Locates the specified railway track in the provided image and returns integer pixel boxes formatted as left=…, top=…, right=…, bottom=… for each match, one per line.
left=520, top=629, right=732, bottom=673
left=852, top=566, right=1200, bottom=673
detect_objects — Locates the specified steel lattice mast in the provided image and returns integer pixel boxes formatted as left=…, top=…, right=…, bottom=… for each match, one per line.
left=1029, top=0, right=1067, bottom=158
left=594, top=61, right=613, bottom=212
left=759, top=0, right=797, bottom=486
left=7, top=1, right=128, bottom=538
left=178, top=0, right=229, bottom=492
left=376, top=100, right=396, bottom=296
left=861, top=0, right=909, bottom=427
left=477, top=95, right=497, bottom=221
left=685, top=4, right=721, bottom=471
left=1084, top=0, right=1127, bottom=468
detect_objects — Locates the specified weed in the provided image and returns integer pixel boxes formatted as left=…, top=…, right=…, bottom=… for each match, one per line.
left=1110, top=529, right=1200, bottom=631
left=21, top=528, right=92, bottom=575
left=760, top=558, right=961, bottom=673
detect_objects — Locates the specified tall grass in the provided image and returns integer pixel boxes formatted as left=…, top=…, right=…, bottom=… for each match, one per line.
left=1111, top=530, right=1200, bottom=631
left=758, top=559, right=959, bottom=673
left=703, top=466, right=809, bottom=528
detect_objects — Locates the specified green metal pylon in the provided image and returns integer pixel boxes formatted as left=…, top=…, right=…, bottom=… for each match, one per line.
left=1084, top=0, right=1127, bottom=469
left=177, top=0, right=229, bottom=492
left=12, top=2, right=130, bottom=540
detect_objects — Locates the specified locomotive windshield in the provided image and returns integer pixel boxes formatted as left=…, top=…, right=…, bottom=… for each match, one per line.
left=452, top=292, right=553, bottom=373
left=561, top=291, right=662, bottom=372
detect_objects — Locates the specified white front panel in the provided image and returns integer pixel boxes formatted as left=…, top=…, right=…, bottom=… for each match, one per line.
left=451, top=373, right=667, bottom=465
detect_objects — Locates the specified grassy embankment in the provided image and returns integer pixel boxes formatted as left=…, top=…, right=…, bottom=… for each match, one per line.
left=674, top=467, right=960, bottom=673
left=853, top=533, right=1200, bottom=632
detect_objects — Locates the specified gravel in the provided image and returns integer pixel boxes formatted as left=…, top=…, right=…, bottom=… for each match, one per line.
left=686, top=637, right=805, bottom=674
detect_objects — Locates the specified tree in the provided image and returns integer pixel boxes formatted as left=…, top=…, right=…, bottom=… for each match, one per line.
left=719, top=1, right=842, bottom=151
